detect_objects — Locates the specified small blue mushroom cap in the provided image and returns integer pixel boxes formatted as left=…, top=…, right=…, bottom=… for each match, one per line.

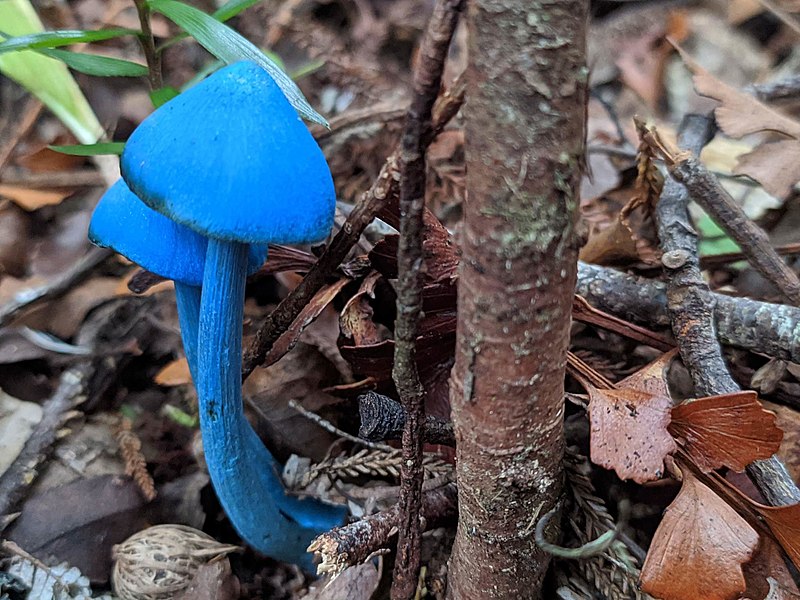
left=121, top=61, right=335, bottom=245
left=89, top=180, right=267, bottom=286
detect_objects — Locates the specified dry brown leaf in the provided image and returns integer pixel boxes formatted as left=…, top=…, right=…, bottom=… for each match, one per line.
left=744, top=535, right=800, bottom=600
left=304, top=560, right=381, bottom=600
left=617, top=348, right=677, bottom=398
left=756, top=503, right=800, bottom=571
left=585, top=350, right=677, bottom=482
left=263, top=277, right=349, bottom=368
left=733, top=139, right=800, bottom=200
left=340, top=271, right=384, bottom=346
left=669, top=391, right=783, bottom=472
left=640, top=469, right=759, bottom=600
left=673, top=42, right=800, bottom=197
left=0, top=185, right=72, bottom=211
left=588, top=385, right=676, bottom=483
left=155, top=358, right=192, bottom=386
left=762, top=400, right=800, bottom=483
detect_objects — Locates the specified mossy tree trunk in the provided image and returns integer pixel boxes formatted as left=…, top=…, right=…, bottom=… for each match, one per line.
left=446, top=1, right=588, bottom=597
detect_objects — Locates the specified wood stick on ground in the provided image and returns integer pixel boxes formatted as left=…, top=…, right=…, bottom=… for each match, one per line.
left=308, top=483, right=458, bottom=577
left=655, top=112, right=800, bottom=506
left=241, top=80, right=465, bottom=381
left=642, top=123, right=800, bottom=306
left=391, top=1, right=464, bottom=596
left=575, top=262, right=800, bottom=364
left=358, top=391, right=456, bottom=447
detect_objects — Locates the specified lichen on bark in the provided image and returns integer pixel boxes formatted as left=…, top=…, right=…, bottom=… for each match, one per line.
left=446, top=1, right=588, bottom=598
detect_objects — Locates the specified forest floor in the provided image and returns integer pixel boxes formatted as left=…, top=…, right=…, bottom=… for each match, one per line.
left=1, top=0, right=800, bottom=598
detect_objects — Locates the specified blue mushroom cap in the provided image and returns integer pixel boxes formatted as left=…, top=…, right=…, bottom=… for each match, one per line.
left=89, top=180, right=267, bottom=286
left=121, top=61, right=335, bottom=245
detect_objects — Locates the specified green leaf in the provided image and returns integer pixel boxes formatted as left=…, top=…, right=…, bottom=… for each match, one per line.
left=0, top=0, right=105, bottom=144
left=149, top=85, right=180, bottom=107
left=696, top=213, right=741, bottom=257
left=38, top=48, right=148, bottom=77
left=290, top=58, right=325, bottom=80
left=147, top=0, right=327, bottom=126
left=211, top=0, right=263, bottom=23
left=162, top=404, right=198, bottom=427
left=49, top=142, right=125, bottom=156
left=0, top=27, right=137, bottom=53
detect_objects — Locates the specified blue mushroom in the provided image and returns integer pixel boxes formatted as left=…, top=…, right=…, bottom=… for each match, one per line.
left=88, top=179, right=265, bottom=379
left=118, top=61, right=345, bottom=569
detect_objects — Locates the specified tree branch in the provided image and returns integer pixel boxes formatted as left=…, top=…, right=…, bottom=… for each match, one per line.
left=390, top=1, right=464, bottom=596
left=575, top=262, right=800, bottom=364
left=655, top=113, right=800, bottom=506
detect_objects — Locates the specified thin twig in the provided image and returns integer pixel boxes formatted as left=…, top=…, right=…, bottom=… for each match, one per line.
left=391, top=2, right=464, bottom=597
left=287, top=399, right=393, bottom=452
left=747, top=74, right=800, bottom=102
left=133, top=0, right=162, bottom=90
left=654, top=113, right=800, bottom=506
left=0, top=247, right=111, bottom=328
left=307, top=483, right=458, bottom=577
left=241, top=76, right=465, bottom=381
left=642, top=123, right=800, bottom=306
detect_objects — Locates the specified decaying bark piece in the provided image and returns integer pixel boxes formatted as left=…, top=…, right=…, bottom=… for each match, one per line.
left=446, top=1, right=588, bottom=597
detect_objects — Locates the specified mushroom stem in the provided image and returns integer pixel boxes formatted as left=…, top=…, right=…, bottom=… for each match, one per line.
left=196, top=239, right=346, bottom=569
left=174, top=283, right=201, bottom=380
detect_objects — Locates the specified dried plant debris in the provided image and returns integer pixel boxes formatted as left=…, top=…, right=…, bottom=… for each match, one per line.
left=558, top=450, right=647, bottom=600
left=301, top=448, right=452, bottom=487
left=112, top=525, right=240, bottom=600
left=1, top=542, right=112, bottom=600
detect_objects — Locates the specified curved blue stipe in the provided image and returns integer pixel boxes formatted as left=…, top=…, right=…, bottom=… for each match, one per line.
left=198, top=241, right=346, bottom=570
left=121, top=61, right=335, bottom=245
left=89, top=180, right=267, bottom=287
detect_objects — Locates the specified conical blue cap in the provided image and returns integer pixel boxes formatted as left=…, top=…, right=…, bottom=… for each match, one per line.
left=121, top=61, right=335, bottom=245
left=89, top=180, right=267, bottom=286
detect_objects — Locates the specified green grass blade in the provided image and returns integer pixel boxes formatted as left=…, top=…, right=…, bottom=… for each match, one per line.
left=0, top=27, right=136, bottom=53
left=38, top=48, right=148, bottom=77
left=212, top=0, right=263, bottom=22
left=0, top=0, right=105, bottom=144
left=148, top=0, right=327, bottom=126
left=49, top=142, right=125, bottom=156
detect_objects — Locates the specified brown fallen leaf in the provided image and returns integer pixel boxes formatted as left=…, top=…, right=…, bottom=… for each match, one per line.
left=762, top=400, right=800, bottom=483
left=673, top=42, right=800, bottom=198
left=579, top=350, right=678, bottom=483
left=743, top=535, right=800, bottom=600
left=669, top=391, right=783, bottom=472
left=588, top=385, right=676, bottom=483
left=340, top=271, right=385, bottom=346
left=176, top=559, right=239, bottom=600
left=262, top=277, right=349, bottom=368
left=155, top=358, right=193, bottom=387
left=304, top=560, right=381, bottom=600
left=755, top=503, right=800, bottom=571
left=5, top=474, right=149, bottom=584
left=0, top=184, right=72, bottom=211
left=640, top=468, right=759, bottom=600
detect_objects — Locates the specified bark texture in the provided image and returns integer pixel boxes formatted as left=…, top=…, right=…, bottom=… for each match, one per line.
left=447, top=2, right=588, bottom=597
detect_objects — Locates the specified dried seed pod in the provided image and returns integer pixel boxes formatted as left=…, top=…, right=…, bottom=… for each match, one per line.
left=112, top=524, right=240, bottom=600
